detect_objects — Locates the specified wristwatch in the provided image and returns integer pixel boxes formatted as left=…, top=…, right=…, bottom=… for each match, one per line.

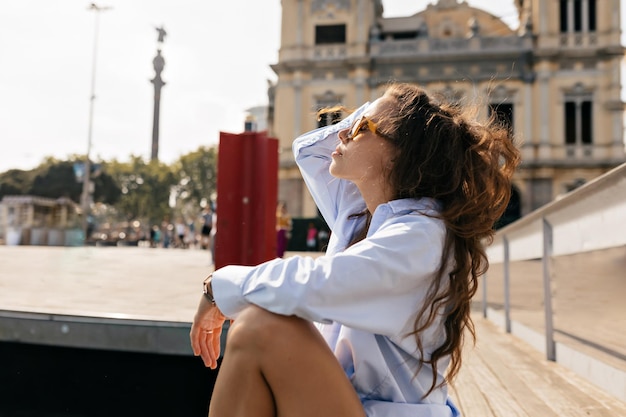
left=203, top=274, right=216, bottom=305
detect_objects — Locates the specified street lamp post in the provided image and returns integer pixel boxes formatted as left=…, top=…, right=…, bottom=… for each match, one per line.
left=81, top=3, right=111, bottom=243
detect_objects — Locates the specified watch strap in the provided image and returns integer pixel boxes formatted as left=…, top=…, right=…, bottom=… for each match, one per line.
left=203, top=274, right=216, bottom=305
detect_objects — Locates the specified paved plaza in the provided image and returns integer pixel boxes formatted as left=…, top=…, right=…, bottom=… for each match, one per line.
left=0, top=245, right=214, bottom=323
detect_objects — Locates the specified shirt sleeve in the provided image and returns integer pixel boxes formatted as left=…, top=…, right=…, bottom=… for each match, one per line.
left=211, top=214, right=446, bottom=338
left=292, top=103, right=370, bottom=231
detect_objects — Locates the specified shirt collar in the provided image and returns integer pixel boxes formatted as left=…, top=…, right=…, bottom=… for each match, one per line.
left=367, top=198, right=441, bottom=237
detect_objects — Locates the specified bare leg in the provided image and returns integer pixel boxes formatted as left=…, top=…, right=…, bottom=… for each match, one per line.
left=208, top=305, right=366, bottom=417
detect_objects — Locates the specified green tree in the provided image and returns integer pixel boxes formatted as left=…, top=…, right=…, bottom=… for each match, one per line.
left=105, top=156, right=175, bottom=226
left=30, top=160, right=83, bottom=201
left=0, top=146, right=219, bottom=228
left=0, top=157, right=120, bottom=204
left=170, top=146, right=218, bottom=216
left=0, top=169, right=35, bottom=199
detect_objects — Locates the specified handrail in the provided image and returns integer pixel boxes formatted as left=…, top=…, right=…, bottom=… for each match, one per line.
left=487, top=162, right=626, bottom=262
left=483, top=162, right=626, bottom=363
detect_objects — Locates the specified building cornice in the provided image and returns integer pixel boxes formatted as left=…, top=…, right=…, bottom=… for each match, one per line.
left=535, top=47, right=623, bottom=60
left=370, top=36, right=533, bottom=59
left=519, top=160, right=626, bottom=170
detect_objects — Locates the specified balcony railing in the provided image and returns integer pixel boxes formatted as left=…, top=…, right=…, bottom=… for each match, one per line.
left=370, top=35, right=532, bottom=58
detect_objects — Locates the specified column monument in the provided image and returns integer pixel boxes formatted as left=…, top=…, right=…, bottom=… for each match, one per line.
left=150, top=26, right=167, bottom=161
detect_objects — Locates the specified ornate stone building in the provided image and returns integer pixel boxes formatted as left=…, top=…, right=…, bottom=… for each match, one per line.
left=269, top=0, right=625, bottom=220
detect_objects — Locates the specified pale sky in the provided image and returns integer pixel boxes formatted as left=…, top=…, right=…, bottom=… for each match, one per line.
left=0, top=1, right=620, bottom=173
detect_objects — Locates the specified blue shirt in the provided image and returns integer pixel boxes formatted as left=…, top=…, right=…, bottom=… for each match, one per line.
left=212, top=104, right=460, bottom=417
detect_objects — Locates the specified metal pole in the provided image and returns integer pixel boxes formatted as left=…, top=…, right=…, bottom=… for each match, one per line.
left=542, top=218, right=556, bottom=361
left=482, top=271, right=488, bottom=318
left=503, top=235, right=511, bottom=333
left=81, top=3, right=111, bottom=243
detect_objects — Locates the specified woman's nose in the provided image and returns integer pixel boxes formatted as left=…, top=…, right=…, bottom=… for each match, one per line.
left=338, top=128, right=349, bottom=143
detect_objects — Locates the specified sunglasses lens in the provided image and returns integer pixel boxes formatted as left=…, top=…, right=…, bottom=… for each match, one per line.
left=350, top=117, right=364, bottom=138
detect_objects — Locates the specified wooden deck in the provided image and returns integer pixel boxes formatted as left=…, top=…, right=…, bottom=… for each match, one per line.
left=452, top=316, right=626, bottom=416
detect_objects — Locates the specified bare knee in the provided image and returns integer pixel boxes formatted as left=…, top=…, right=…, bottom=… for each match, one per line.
left=226, top=305, right=312, bottom=353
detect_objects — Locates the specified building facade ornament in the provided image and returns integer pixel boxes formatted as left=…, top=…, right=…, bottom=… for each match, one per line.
left=434, top=0, right=464, bottom=9
left=311, top=0, right=350, bottom=13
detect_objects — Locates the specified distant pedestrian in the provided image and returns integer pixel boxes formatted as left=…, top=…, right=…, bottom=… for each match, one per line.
left=153, top=226, right=162, bottom=247
left=306, top=222, right=318, bottom=251
left=210, top=209, right=217, bottom=266
left=161, top=218, right=172, bottom=248
left=175, top=218, right=187, bottom=248
left=200, top=206, right=214, bottom=250
left=150, top=225, right=161, bottom=248
left=275, top=201, right=292, bottom=258
left=187, top=219, right=197, bottom=248
left=317, top=228, right=330, bottom=252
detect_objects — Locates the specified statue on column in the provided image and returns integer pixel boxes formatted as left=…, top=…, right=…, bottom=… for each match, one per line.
left=156, top=26, right=167, bottom=43
left=151, top=27, right=167, bottom=161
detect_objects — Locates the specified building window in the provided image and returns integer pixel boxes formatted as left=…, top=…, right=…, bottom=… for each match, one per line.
left=564, top=97, right=593, bottom=145
left=560, top=1, right=568, bottom=32
left=489, top=103, right=514, bottom=133
left=389, top=31, right=418, bottom=40
left=574, top=0, right=582, bottom=31
left=588, top=0, right=596, bottom=31
left=581, top=101, right=592, bottom=144
left=315, top=24, right=346, bottom=44
left=560, top=0, right=596, bottom=33
left=565, top=102, right=576, bottom=144
left=495, top=186, right=521, bottom=229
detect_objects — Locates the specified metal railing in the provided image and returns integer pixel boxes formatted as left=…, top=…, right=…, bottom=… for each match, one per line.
left=483, top=162, right=626, bottom=400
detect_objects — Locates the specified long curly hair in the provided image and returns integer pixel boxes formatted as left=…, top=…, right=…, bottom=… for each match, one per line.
left=341, top=82, right=520, bottom=397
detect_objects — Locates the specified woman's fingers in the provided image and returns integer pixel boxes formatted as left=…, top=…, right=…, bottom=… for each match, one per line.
left=197, top=328, right=222, bottom=369
left=189, top=295, right=227, bottom=368
left=208, top=327, right=222, bottom=368
left=199, top=331, right=214, bottom=368
left=212, top=328, right=221, bottom=359
left=190, top=324, right=202, bottom=356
